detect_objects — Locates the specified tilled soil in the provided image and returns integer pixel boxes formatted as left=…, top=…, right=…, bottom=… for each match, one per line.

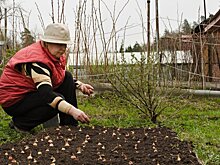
left=0, top=126, right=201, bottom=165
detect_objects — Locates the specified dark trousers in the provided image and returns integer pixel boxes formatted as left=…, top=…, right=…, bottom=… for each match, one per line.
left=4, top=71, right=78, bottom=131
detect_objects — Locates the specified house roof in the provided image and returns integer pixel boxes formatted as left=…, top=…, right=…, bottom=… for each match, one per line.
left=204, top=9, right=220, bottom=33
left=194, top=9, right=220, bottom=34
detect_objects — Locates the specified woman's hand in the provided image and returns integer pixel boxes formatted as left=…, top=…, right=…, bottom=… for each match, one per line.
left=79, top=83, right=94, bottom=96
left=68, top=106, right=90, bottom=124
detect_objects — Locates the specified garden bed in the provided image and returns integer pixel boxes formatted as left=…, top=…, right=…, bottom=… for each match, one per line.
left=0, top=126, right=202, bottom=164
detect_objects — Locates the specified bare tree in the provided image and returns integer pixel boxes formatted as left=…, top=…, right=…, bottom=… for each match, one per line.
left=106, top=1, right=187, bottom=124
left=50, top=0, right=66, bottom=24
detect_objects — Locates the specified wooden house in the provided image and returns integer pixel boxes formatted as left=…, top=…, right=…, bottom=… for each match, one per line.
left=193, top=9, right=220, bottom=82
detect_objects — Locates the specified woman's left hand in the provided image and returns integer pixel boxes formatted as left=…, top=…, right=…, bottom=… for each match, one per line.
left=79, top=83, right=94, bottom=96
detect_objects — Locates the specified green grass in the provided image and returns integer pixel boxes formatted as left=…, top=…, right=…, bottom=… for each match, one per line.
left=0, top=92, right=219, bottom=165
left=0, top=110, right=26, bottom=144
left=160, top=97, right=220, bottom=165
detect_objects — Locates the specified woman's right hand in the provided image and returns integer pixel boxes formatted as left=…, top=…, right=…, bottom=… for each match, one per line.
left=68, top=106, right=90, bottom=124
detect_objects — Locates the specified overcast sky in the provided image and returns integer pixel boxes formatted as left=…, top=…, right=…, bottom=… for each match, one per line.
left=4, top=0, right=220, bottom=47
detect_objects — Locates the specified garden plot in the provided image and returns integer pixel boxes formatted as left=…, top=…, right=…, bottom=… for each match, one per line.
left=0, top=126, right=201, bottom=164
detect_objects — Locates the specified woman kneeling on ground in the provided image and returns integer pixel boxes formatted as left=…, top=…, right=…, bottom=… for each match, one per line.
left=0, top=23, right=94, bottom=133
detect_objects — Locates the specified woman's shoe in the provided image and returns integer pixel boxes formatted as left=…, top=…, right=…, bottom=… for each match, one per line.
left=9, top=121, right=31, bottom=134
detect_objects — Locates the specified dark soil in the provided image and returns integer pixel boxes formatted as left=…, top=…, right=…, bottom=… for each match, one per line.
left=0, top=126, right=202, bottom=165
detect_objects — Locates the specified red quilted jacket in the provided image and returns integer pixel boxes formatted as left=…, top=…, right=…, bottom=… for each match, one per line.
left=0, top=41, right=66, bottom=107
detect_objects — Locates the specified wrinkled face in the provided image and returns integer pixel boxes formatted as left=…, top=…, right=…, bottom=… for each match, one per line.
left=45, top=42, right=67, bottom=59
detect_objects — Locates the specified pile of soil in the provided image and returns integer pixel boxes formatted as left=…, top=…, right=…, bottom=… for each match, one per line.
left=0, top=126, right=201, bottom=165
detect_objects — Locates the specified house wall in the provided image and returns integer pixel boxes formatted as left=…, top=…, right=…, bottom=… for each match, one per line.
left=193, top=32, right=220, bottom=82
left=208, top=32, right=220, bottom=81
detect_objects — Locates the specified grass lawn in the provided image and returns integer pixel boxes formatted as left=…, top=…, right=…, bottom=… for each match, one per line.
left=0, top=92, right=219, bottom=165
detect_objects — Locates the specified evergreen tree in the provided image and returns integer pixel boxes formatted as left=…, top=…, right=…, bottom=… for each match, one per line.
left=181, top=19, right=192, bottom=34
left=132, top=41, right=143, bottom=52
left=125, top=45, right=132, bottom=52
left=20, top=28, right=35, bottom=48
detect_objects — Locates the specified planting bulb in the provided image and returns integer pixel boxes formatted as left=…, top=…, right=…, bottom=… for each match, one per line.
left=24, top=145, right=29, bottom=150
left=98, top=155, right=102, bottom=160
left=45, top=136, right=50, bottom=140
left=4, top=152, right=8, bottom=156
left=61, top=148, right=66, bottom=151
left=27, top=154, right=33, bottom=160
left=67, top=138, right=72, bottom=141
left=102, top=145, right=105, bottom=149
left=11, top=147, right=15, bottom=151
left=48, top=139, right=53, bottom=143
left=34, top=159, right=37, bottom=163
left=129, top=161, right=133, bottom=165
left=51, top=156, right=56, bottom=163
left=49, top=143, right=54, bottom=147
left=38, top=152, right=42, bottom=155
left=134, top=144, right=138, bottom=150
left=76, top=147, right=82, bottom=154
left=82, top=140, right=88, bottom=146
left=11, top=159, right=17, bottom=163
left=33, top=142, right=38, bottom=146
left=177, top=154, right=181, bottom=161
left=131, top=131, right=135, bottom=135
left=98, top=142, right=102, bottom=146
left=46, top=149, right=50, bottom=152
left=122, top=152, right=127, bottom=160
left=71, top=154, right=77, bottom=160
left=34, top=139, right=38, bottom=142
left=20, top=150, right=25, bottom=154
left=65, top=142, right=70, bottom=147
left=103, top=130, right=107, bottom=133
left=8, top=156, right=13, bottom=160
left=79, top=128, right=82, bottom=132
left=112, top=132, right=116, bottom=136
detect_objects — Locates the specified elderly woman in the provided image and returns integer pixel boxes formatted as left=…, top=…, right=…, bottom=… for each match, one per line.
left=0, top=23, right=93, bottom=133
